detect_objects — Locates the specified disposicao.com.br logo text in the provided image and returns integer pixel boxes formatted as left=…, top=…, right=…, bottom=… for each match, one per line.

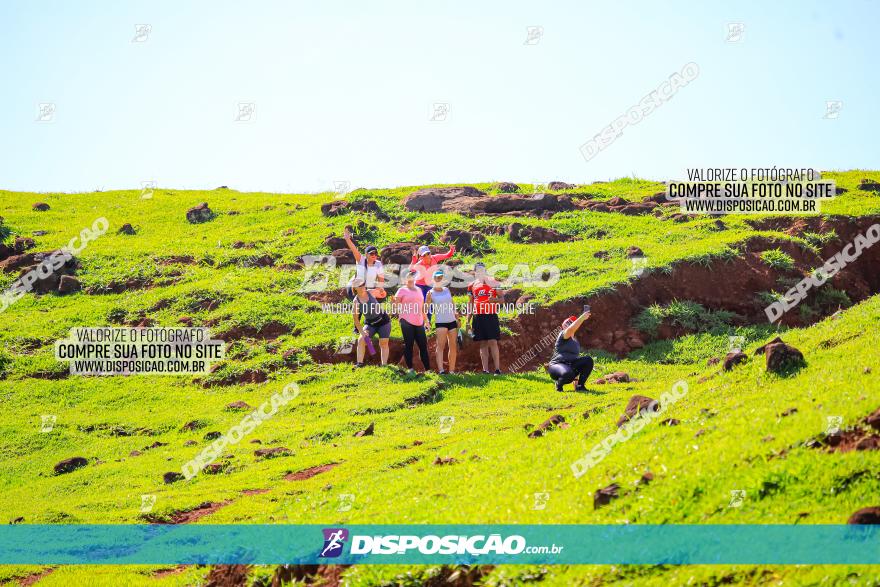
left=319, top=529, right=563, bottom=557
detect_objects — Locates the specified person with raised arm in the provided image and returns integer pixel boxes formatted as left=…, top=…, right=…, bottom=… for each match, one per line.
left=343, top=226, right=386, bottom=299
left=409, top=243, right=455, bottom=322
left=547, top=311, right=594, bottom=392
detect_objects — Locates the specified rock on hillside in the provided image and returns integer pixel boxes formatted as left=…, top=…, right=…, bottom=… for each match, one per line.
left=403, top=186, right=576, bottom=216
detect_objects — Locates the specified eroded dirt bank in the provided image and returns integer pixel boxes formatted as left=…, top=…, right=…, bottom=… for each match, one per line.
left=309, top=215, right=880, bottom=372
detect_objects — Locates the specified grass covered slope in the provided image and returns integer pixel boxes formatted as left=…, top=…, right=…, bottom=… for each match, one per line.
left=0, top=171, right=879, bottom=585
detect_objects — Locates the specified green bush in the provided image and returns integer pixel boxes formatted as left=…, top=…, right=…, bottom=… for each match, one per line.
left=632, top=300, right=737, bottom=337
left=0, top=218, right=11, bottom=244
left=760, top=248, right=795, bottom=270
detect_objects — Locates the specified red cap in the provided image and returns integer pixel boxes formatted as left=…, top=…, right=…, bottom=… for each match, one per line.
left=563, top=315, right=578, bottom=327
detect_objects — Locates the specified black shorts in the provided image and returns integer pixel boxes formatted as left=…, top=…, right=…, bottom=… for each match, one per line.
left=435, top=320, right=459, bottom=331
left=472, top=314, right=500, bottom=341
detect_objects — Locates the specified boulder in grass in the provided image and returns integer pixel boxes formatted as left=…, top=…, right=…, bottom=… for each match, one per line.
left=616, top=395, right=659, bottom=427
left=331, top=248, right=356, bottom=264
left=225, top=401, right=252, bottom=411
left=722, top=351, right=747, bottom=371
left=33, top=202, right=50, bottom=211
left=765, top=343, right=805, bottom=374
left=254, top=447, right=291, bottom=459
left=13, top=237, right=35, bottom=253
left=403, top=187, right=486, bottom=212
left=548, top=181, right=575, bottom=191
left=324, top=235, right=351, bottom=250
left=354, top=422, right=375, bottom=437
left=349, top=199, right=389, bottom=220
left=755, top=336, right=806, bottom=374
left=527, top=415, right=567, bottom=438
left=320, top=201, right=349, bottom=217
left=440, top=229, right=491, bottom=255
left=54, top=457, right=88, bottom=475
left=506, top=223, right=570, bottom=244
left=847, top=507, right=880, bottom=524
left=865, top=408, right=880, bottom=431
left=643, top=192, right=669, bottom=204
left=495, top=182, right=519, bottom=193
left=433, top=456, right=458, bottom=466
left=163, top=471, right=184, bottom=484
left=186, top=203, right=215, bottom=224
left=593, top=483, right=620, bottom=509
left=625, top=246, right=644, bottom=258
left=595, top=371, right=631, bottom=384
left=858, top=179, right=880, bottom=193
left=118, top=223, right=136, bottom=235
left=58, top=275, right=81, bottom=294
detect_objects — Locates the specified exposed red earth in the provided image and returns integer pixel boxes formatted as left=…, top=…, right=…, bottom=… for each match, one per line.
left=309, top=215, right=880, bottom=372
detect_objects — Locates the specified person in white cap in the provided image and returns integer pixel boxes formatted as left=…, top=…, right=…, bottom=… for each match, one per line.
left=409, top=243, right=455, bottom=323
left=425, top=269, right=459, bottom=374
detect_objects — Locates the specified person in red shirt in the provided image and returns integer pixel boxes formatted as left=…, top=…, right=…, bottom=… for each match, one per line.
left=466, top=262, right=503, bottom=375
left=409, top=244, right=455, bottom=322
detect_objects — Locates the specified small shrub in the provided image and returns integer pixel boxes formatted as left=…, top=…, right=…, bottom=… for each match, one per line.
left=815, top=287, right=851, bottom=310
left=760, top=249, right=795, bottom=271
left=632, top=300, right=736, bottom=336
left=632, top=304, right=664, bottom=336
left=0, top=218, right=11, bottom=244
left=757, top=291, right=786, bottom=305
left=802, top=230, right=837, bottom=248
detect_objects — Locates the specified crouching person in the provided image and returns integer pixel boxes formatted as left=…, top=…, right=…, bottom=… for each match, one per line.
left=547, top=311, right=593, bottom=392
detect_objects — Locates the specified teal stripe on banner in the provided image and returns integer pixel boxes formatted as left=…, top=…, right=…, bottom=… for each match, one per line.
left=0, top=525, right=878, bottom=565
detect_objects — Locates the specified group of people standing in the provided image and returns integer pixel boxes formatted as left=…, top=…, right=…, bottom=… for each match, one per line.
left=343, top=228, right=503, bottom=375
left=340, top=228, right=595, bottom=390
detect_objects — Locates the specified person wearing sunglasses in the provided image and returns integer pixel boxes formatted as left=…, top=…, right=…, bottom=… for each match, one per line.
left=343, top=226, right=386, bottom=299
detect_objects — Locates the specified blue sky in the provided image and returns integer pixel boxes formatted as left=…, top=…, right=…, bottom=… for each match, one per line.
left=1, top=0, right=877, bottom=193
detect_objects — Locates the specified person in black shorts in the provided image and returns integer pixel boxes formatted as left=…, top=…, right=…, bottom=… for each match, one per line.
left=350, top=278, right=391, bottom=366
left=466, top=262, right=503, bottom=375
left=547, top=311, right=594, bottom=392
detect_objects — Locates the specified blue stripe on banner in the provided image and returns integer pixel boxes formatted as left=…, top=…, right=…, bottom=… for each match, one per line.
left=0, top=525, right=878, bottom=565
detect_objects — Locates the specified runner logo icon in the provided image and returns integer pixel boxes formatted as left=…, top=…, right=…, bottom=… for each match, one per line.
left=320, top=528, right=349, bottom=558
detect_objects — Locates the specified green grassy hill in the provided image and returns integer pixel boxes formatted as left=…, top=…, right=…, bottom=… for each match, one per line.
left=1, top=171, right=879, bottom=586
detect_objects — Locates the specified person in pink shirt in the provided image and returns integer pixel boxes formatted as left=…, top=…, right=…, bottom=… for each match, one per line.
left=393, top=270, right=431, bottom=374
left=409, top=244, right=455, bottom=322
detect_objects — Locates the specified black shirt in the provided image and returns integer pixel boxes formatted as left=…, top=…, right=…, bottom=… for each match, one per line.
left=550, top=331, right=580, bottom=364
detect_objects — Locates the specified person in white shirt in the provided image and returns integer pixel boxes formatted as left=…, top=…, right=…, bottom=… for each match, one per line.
left=343, top=227, right=386, bottom=299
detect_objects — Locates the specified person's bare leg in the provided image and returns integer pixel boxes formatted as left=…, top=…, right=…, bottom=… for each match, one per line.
left=489, top=340, right=500, bottom=371
left=447, top=329, right=458, bottom=372
left=356, top=337, right=365, bottom=363
left=435, top=328, right=447, bottom=371
left=379, top=338, right=390, bottom=365
left=479, top=341, right=489, bottom=371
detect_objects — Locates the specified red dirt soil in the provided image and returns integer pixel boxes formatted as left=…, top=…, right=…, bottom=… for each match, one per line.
left=284, top=462, right=340, bottom=481
left=17, top=568, right=55, bottom=586
left=309, top=215, right=880, bottom=372
left=147, top=500, right=232, bottom=525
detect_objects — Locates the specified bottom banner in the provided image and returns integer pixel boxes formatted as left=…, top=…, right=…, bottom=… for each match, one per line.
left=0, top=525, right=878, bottom=565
